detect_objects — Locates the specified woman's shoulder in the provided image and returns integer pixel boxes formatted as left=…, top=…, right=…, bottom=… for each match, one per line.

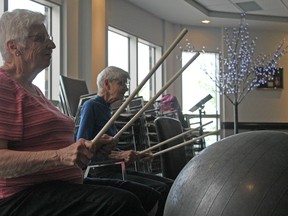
left=0, top=70, right=17, bottom=91
left=84, top=95, right=103, bottom=106
left=81, top=95, right=100, bottom=110
left=0, top=69, right=11, bottom=81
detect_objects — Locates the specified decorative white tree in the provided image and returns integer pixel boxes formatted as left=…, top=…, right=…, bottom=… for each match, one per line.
left=204, top=14, right=287, bottom=134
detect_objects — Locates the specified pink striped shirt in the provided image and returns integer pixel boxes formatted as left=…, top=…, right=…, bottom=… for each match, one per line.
left=0, top=70, right=83, bottom=199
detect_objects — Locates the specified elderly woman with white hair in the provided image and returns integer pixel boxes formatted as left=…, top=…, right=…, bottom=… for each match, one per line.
left=0, top=9, right=152, bottom=216
left=77, top=66, right=174, bottom=216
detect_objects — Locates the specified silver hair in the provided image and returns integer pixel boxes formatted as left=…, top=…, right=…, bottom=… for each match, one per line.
left=97, top=66, right=130, bottom=93
left=0, top=9, right=46, bottom=61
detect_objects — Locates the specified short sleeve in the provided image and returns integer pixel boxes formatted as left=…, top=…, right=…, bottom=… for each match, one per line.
left=0, top=72, right=23, bottom=141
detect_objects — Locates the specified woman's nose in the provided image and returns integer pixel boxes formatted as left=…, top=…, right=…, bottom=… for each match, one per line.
left=47, top=40, right=56, bottom=49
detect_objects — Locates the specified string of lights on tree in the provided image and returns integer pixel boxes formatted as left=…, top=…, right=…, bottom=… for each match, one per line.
left=206, top=13, right=287, bottom=105
left=178, top=13, right=288, bottom=133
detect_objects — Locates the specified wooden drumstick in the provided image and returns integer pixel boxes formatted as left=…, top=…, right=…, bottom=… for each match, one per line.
left=91, top=28, right=188, bottom=145
left=140, top=120, right=213, bottom=154
left=113, top=52, right=200, bottom=141
left=150, top=130, right=219, bottom=157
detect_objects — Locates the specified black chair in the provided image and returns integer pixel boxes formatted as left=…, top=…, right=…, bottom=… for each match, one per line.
left=59, top=75, right=90, bottom=119
left=154, top=116, right=187, bottom=179
left=58, top=75, right=97, bottom=133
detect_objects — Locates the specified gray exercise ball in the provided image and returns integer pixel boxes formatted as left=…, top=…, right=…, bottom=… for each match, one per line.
left=164, top=130, right=288, bottom=216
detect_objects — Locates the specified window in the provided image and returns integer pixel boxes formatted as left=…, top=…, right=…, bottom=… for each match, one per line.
left=137, top=40, right=159, bottom=101
left=137, top=41, right=151, bottom=100
left=6, top=0, right=60, bottom=100
left=108, top=27, right=162, bottom=101
left=182, top=51, right=220, bottom=145
left=108, top=30, right=129, bottom=71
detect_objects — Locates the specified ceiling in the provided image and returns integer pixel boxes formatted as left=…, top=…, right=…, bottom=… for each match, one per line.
left=127, top=0, right=288, bottom=32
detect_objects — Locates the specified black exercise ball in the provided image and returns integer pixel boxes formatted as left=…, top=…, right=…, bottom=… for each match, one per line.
left=164, top=131, right=288, bottom=216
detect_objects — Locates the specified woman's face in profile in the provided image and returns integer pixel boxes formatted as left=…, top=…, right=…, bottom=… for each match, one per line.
left=22, top=24, right=56, bottom=74
left=106, top=78, right=128, bottom=103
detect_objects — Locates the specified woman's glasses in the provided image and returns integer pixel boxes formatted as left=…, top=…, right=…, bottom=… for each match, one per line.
left=116, top=80, right=130, bottom=88
left=28, top=33, right=53, bottom=43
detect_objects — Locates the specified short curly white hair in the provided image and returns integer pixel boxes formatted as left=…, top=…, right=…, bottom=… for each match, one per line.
left=0, top=9, right=46, bottom=61
left=97, top=66, right=130, bottom=93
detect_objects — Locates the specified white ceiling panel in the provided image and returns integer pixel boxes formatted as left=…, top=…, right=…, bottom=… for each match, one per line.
left=127, top=0, right=288, bottom=31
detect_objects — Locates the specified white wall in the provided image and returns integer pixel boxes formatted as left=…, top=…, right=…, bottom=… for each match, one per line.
left=107, top=0, right=163, bottom=46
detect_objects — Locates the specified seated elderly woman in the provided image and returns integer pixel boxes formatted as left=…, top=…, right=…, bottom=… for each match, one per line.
left=0, top=9, right=159, bottom=216
left=77, top=66, right=174, bottom=216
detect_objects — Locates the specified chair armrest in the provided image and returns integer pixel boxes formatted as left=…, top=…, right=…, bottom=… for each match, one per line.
left=83, top=159, right=126, bottom=180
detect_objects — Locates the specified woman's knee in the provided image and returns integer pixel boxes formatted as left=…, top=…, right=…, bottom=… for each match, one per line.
left=112, top=189, right=148, bottom=216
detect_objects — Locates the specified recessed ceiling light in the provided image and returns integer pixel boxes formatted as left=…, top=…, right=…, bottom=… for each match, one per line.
left=202, top=20, right=211, bottom=24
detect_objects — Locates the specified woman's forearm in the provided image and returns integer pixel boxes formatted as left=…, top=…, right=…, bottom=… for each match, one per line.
left=0, top=149, right=61, bottom=179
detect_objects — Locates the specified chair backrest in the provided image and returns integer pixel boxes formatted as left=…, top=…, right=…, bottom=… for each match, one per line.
left=154, top=116, right=187, bottom=179
left=59, top=75, right=89, bottom=118
left=123, top=96, right=144, bottom=115
left=111, top=100, right=124, bottom=112
left=74, top=93, right=97, bottom=126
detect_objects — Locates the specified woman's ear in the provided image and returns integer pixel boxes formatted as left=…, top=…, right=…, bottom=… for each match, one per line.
left=6, top=40, right=20, bottom=56
left=7, top=40, right=17, bottom=50
left=103, top=79, right=110, bottom=90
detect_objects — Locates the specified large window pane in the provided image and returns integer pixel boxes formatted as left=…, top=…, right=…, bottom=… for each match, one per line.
left=137, top=42, right=151, bottom=101
left=108, top=31, right=129, bottom=71
left=182, top=51, right=220, bottom=145
left=182, top=52, right=218, bottom=114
